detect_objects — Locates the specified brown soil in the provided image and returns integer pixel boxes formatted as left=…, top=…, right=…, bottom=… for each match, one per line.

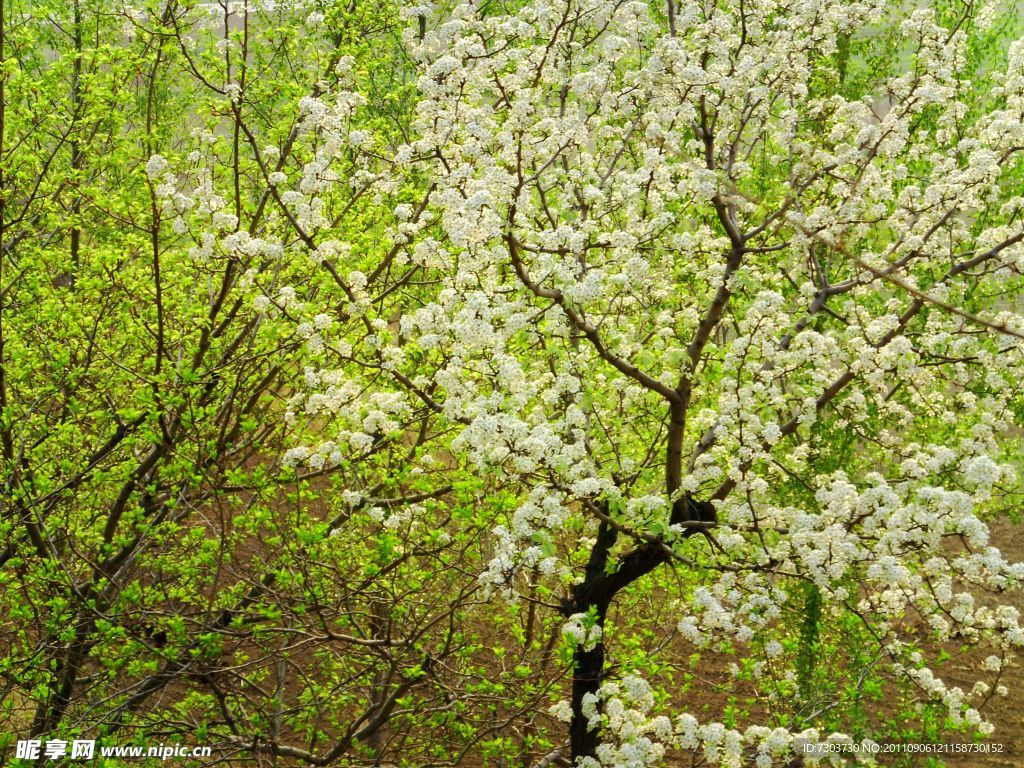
left=934, top=518, right=1024, bottom=768
left=647, top=519, right=1024, bottom=768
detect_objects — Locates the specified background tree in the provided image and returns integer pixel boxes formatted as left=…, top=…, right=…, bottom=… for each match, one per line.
left=0, top=1, right=509, bottom=764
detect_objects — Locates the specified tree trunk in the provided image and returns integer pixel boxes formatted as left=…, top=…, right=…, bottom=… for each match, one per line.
left=569, top=622, right=607, bottom=760
left=565, top=496, right=716, bottom=762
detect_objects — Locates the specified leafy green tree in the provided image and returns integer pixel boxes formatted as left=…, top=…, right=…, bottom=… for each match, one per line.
left=0, top=2, right=499, bottom=764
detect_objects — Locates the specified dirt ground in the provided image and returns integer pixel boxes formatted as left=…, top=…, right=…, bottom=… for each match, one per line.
left=933, top=519, right=1024, bottom=768
left=657, top=518, right=1024, bottom=768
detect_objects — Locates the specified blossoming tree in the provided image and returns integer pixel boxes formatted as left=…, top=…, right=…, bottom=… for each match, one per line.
left=278, top=0, right=1024, bottom=762
left=6, top=0, right=1024, bottom=765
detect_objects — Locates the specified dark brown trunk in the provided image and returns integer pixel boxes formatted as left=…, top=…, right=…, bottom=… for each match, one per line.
left=566, top=496, right=715, bottom=762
